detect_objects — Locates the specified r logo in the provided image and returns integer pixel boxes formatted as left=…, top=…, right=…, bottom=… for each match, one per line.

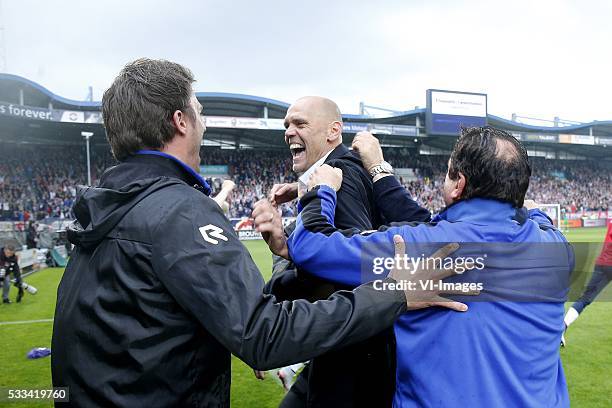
left=199, top=224, right=228, bottom=245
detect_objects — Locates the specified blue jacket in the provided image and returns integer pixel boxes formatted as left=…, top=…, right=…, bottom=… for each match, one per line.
left=288, top=185, right=572, bottom=408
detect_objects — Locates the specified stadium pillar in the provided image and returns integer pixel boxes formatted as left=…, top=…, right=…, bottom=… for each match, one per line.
left=81, top=131, right=94, bottom=186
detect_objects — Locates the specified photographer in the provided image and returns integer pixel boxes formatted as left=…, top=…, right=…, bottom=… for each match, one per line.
left=1, top=244, right=22, bottom=304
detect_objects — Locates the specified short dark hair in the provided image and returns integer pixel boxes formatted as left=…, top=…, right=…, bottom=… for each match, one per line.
left=4, top=244, right=15, bottom=251
left=102, top=58, right=196, bottom=161
left=448, top=126, right=531, bottom=207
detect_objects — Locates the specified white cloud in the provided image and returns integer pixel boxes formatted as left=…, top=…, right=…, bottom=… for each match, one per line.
left=1, top=0, right=609, bottom=122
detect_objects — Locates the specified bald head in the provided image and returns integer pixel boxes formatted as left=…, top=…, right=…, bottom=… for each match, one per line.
left=293, top=96, right=342, bottom=124
left=284, top=96, right=344, bottom=173
left=494, top=138, right=520, bottom=163
left=445, top=126, right=531, bottom=208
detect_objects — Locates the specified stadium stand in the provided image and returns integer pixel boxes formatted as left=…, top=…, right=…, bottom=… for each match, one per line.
left=0, top=143, right=609, bottom=221
left=0, top=74, right=609, bottom=224
left=0, top=144, right=113, bottom=221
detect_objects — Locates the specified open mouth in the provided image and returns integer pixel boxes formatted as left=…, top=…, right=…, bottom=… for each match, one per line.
left=289, top=143, right=306, bottom=161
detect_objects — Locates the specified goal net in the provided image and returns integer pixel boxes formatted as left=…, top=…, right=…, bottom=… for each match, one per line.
left=539, top=204, right=562, bottom=228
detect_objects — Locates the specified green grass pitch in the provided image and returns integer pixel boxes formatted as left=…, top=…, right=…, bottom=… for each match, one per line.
left=0, top=229, right=610, bottom=407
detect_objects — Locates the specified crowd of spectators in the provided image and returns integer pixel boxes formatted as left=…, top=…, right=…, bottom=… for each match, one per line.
left=205, top=150, right=297, bottom=218
left=382, top=149, right=611, bottom=214
left=0, top=144, right=113, bottom=221
left=0, top=143, right=609, bottom=221
left=205, top=148, right=612, bottom=216
left=527, top=158, right=611, bottom=213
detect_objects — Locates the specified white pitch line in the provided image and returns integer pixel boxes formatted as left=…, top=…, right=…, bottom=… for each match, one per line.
left=0, top=318, right=53, bottom=325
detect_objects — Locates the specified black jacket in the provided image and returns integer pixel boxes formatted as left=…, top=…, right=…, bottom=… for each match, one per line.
left=267, top=144, right=382, bottom=300
left=0, top=249, right=20, bottom=282
left=265, top=144, right=427, bottom=407
left=50, top=153, right=407, bottom=408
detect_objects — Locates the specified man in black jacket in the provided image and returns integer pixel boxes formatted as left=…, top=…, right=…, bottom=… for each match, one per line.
left=51, top=59, right=466, bottom=408
left=1, top=244, right=22, bottom=303
left=256, top=97, right=428, bottom=407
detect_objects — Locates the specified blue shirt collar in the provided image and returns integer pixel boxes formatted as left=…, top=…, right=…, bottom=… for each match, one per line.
left=435, top=198, right=520, bottom=225
left=134, top=150, right=212, bottom=196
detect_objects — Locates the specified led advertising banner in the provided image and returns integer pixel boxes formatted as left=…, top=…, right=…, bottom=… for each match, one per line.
left=426, top=90, right=487, bottom=136
left=199, top=165, right=229, bottom=176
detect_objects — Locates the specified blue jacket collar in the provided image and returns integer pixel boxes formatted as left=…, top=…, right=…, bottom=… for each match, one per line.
left=134, top=150, right=212, bottom=196
left=435, top=198, right=522, bottom=225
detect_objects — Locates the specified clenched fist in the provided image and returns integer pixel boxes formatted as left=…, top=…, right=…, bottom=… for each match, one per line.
left=252, top=199, right=289, bottom=259
left=268, top=183, right=298, bottom=206
left=221, top=179, right=236, bottom=192
left=307, top=164, right=343, bottom=192
left=352, top=131, right=384, bottom=172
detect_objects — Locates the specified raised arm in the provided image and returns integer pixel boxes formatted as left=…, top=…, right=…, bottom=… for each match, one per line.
left=352, top=131, right=430, bottom=223
left=373, top=175, right=431, bottom=223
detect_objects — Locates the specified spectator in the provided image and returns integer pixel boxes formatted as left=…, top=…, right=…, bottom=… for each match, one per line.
left=0, top=143, right=609, bottom=219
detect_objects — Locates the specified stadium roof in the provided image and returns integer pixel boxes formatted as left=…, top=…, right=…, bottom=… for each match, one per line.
left=0, top=74, right=610, bottom=159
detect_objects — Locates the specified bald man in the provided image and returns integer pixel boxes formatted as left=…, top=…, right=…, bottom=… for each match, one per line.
left=273, top=96, right=382, bottom=228
left=261, top=96, right=394, bottom=407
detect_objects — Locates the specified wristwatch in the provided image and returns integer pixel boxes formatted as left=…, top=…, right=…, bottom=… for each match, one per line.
left=368, top=161, right=394, bottom=177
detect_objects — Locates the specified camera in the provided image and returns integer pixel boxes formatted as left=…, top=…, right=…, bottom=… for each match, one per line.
left=17, top=282, right=38, bottom=295
left=1, top=261, right=17, bottom=277
left=14, top=282, right=37, bottom=303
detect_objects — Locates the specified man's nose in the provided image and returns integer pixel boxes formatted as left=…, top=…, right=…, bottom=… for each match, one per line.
left=285, top=128, right=296, bottom=143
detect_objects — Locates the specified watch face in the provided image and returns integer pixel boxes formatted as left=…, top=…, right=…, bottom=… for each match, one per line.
left=381, top=161, right=393, bottom=173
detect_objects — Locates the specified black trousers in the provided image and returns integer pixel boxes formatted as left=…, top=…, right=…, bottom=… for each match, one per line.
left=277, top=329, right=396, bottom=408
left=278, top=365, right=309, bottom=408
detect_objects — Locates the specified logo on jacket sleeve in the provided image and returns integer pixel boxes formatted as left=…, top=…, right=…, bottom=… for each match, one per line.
left=199, top=224, right=228, bottom=245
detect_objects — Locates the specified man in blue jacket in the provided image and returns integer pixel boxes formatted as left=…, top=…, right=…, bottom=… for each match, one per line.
left=281, top=127, right=572, bottom=407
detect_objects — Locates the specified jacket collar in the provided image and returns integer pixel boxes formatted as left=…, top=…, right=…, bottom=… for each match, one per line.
left=126, top=150, right=211, bottom=195
left=325, top=143, right=351, bottom=162
left=297, top=143, right=350, bottom=187
left=435, top=198, right=523, bottom=225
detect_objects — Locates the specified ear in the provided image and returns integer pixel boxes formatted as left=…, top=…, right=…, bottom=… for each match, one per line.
left=450, top=172, right=466, bottom=200
left=172, top=110, right=188, bottom=136
left=327, top=121, right=342, bottom=143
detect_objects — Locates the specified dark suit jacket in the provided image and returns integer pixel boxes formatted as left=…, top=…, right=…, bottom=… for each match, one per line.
left=265, top=144, right=430, bottom=407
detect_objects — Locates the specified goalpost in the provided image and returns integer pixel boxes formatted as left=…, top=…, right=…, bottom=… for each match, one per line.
left=539, top=203, right=564, bottom=231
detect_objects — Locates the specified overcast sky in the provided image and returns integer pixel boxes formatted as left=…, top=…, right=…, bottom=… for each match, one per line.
left=1, top=0, right=609, bottom=123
